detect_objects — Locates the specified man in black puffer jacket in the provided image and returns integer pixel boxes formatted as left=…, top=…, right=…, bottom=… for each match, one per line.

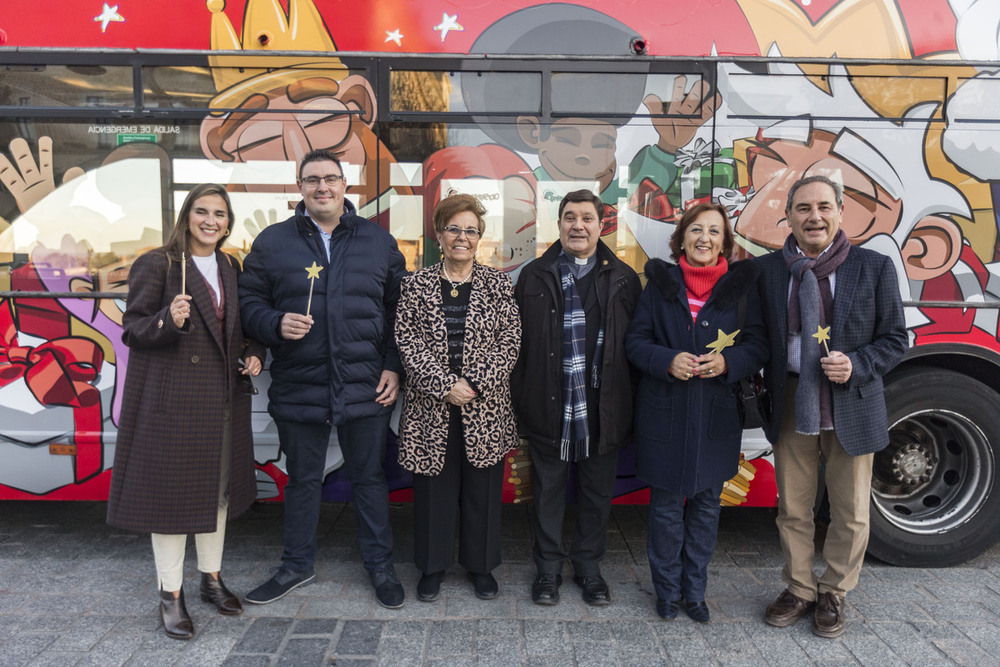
left=239, top=149, right=407, bottom=609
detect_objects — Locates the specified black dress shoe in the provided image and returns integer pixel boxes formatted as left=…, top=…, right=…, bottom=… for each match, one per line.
left=531, top=573, right=562, bottom=605
left=573, top=574, right=611, bottom=606
left=417, top=571, right=443, bottom=602
left=685, top=600, right=711, bottom=623
left=656, top=598, right=680, bottom=620
left=200, top=572, right=243, bottom=615
left=468, top=571, right=499, bottom=600
left=159, top=588, right=194, bottom=640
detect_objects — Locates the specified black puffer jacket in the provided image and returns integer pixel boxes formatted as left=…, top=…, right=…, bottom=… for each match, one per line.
left=511, top=240, right=641, bottom=454
left=239, top=200, right=406, bottom=425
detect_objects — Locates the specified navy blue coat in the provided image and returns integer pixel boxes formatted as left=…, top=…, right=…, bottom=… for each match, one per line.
left=625, top=259, right=769, bottom=496
left=755, top=247, right=906, bottom=455
left=238, top=200, right=406, bottom=425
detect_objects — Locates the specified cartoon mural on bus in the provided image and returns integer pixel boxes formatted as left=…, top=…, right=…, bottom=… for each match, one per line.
left=2, top=0, right=1000, bottom=564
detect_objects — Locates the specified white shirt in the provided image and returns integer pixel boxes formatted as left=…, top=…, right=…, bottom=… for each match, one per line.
left=192, top=253, right=221, bottom=306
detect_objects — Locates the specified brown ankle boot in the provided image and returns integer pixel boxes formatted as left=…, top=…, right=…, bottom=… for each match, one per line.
left=159, top=588, right=194, bottom=640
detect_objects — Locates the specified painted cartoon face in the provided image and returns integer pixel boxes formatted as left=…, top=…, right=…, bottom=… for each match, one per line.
left=298, top=159, right=346, bottom=224
left=682, top=209, right=726, bottom=267
left=559, top=200, right=602, bottom=259
left=437, top=211, right=482, bottom=266
left=201, top=76, right=375, bottom=193
left=787, top=181, right=843, bottom=257
left=187, top=194, right=230, bottom=256
left=737, top=130, right=902, bottom=251
left=536, top=119, right=618, bottom=192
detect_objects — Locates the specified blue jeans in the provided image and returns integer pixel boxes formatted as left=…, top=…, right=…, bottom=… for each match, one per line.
left=276, top=413, right=394, bottom=576
left=647, top=482, right=724, bottom=603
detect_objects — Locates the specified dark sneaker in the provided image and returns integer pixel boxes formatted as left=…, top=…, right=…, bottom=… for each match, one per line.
left=531, top=573, right=562, bottom=605
left=764, top=589, right=813, bottom=627
left=812, top=591, right=846, bottom=638
left=656, top=598, right=680, bottom=620
left=244, top=568, right=315, bottom=605
left=372, top=568, right=405, bottom=609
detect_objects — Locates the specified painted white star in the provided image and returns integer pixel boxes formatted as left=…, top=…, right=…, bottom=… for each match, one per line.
left=385, top=29, right=403, bottom=47
left=433, top=13, right=464, bottom=42
left=94, top=3, right=125, bottom=33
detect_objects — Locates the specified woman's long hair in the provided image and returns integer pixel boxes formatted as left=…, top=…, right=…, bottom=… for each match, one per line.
left=163, top=183, right=235, bottom=261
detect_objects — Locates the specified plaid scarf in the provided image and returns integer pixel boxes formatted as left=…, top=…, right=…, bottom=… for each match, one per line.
left=783, top=230, right=850, bottom=434
left=558, top=254, right=603, bottom=462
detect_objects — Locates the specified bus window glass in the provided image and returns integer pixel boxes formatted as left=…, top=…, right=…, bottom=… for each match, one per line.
left=0, top=65, right=135, bottom=109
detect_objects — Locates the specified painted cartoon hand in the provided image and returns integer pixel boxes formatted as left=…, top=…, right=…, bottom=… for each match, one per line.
left=643, top=76, right=721, bottom=154
left=244, top=208, right=279, bottom=240
left=0, top=137, right=85, bottom=213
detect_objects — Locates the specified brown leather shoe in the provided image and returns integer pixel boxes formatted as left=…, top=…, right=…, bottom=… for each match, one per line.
left=812, top=591, right=846, bottom=638
left=201, top=572, right=243, bottom=615
left=159, top=588, right=194, bottom=640
left=764, top=589, right=813, bottom=628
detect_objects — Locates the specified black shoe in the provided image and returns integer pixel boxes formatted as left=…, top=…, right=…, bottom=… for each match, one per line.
left=468, top=572, right=499, bottom=600
left=531, top=573, right=562, bottom=605
left=200, top=572, right=242, bottom=615
left=573, top=574, right=611, bottom=606
left=244, top=568, right=315, bottom=605
left=159, top=588, right=194, bottom=640
left=417, top=571, right=443, bottom=602
left=685, top=600, right=711, bottom=623
left=656, top=598, right=680, bottom=620
left=372, top=568, right=405, bottom=609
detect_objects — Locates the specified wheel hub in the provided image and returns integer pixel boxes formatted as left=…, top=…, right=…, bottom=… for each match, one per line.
left=890, top=443, right=936, bottom=485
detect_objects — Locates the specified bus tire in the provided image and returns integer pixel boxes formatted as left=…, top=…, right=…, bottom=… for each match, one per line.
left=868, top=367, right=1000, bottom=567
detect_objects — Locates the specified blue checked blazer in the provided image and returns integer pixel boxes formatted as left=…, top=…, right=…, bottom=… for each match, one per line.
left=755, top=245, right=907, bottom=455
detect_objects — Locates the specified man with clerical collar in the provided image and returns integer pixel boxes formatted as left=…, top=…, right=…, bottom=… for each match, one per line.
left=755, top=174, right=906, bottom=637
left=238, top=149, right=407, bottom=609
left=512, top=189, right=641, bottom=607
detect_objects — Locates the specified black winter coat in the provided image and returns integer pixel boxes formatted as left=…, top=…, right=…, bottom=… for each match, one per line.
left=624, top=259, right=769, bottom=496
left=238, top=200, right=406, bottom=425
left=511, top=241, right=641, bottom=455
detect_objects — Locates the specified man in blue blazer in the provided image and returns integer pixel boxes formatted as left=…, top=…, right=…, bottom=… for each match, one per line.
left=755, top=175, right=906, bottom=638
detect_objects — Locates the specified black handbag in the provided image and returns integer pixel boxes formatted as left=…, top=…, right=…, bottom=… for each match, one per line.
left=733, top=293, right=771, bottom=430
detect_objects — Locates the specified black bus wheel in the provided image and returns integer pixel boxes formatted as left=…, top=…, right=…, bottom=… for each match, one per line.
left=868, top=367, right=1000, bottom=567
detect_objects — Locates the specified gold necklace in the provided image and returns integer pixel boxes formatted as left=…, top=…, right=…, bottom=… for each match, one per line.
left=442, top=262, right=473, bottom=298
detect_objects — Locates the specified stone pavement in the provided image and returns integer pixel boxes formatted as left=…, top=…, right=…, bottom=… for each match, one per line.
left=0, top=500, right=998, bottom=666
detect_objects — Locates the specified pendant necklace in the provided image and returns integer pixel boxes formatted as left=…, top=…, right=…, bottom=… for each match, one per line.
left=442, top=262, right=473, bottom=298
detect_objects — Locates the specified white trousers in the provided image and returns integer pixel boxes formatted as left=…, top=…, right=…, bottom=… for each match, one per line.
left=152, top=418, right=231, bottom=592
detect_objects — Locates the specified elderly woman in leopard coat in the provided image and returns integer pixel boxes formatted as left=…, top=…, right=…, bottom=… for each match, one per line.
left=396, top=194, right=521, bottom=602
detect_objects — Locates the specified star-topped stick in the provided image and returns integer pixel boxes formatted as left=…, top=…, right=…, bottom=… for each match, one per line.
left=813, top=325, right=831, bottom=356
left=180, top=252, right=186, bottom=295
left=305, top=261, right=323, bottom=317
left=705, top=328, right=740, bottom=355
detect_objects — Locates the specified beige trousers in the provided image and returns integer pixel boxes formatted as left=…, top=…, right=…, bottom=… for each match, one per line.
left=152, top=416, right=231, bottom=592
left=773, top=374, right=873, bottom=600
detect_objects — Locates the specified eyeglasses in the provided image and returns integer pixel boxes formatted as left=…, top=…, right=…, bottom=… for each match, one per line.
left=300, top=174, right=344, bottom=188
left=442, top=226, right=482, bottom=239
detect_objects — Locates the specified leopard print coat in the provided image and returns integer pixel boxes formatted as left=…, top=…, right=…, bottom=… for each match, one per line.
left=396, top=262, right=521, bottom=475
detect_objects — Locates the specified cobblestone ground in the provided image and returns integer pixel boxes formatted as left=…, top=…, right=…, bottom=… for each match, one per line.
left=0, top=500, right=998, bottom=666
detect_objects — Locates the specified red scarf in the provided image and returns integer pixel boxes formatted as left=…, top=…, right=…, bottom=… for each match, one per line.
left=680, top=256, right=728, bottom=321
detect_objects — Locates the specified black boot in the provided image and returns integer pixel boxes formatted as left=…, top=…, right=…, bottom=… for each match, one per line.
left=200, top=572, right=243, bottom=615
left=159, top=588, right=194, bottom=640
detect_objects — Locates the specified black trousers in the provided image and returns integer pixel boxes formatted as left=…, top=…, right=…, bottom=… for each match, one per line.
left=529, top=441, right=618, bottom=577
left=412, top=407, right=504, bottom=574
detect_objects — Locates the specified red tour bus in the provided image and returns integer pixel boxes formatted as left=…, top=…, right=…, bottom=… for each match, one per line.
left=1, top=0, right=999, bottom=567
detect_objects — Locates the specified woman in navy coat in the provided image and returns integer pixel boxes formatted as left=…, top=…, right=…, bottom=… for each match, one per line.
left=625, top=202, right=768, bottom=622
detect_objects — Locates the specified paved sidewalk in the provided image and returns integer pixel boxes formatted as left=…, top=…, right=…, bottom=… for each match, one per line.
left=0, top=500, right=998, bottom=666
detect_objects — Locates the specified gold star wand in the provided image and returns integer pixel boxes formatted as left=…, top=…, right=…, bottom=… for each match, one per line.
left=706, top=329, right=739, bottom=355
left=813, top=325, right=831, bottom=356
left=305, top=261, right=323, bottom=317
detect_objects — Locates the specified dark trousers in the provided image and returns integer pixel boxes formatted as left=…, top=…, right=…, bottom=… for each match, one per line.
left=529, top=441, right=618, bottom=577
left=276, top=412, right=394, bottom=576
left=646, top=482, right=724, bottom=603
left=412, top=407, right=504, bottom=574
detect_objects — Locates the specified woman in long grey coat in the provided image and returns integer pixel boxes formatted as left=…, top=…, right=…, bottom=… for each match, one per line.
left=107, top=183, right=263, bottom=640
